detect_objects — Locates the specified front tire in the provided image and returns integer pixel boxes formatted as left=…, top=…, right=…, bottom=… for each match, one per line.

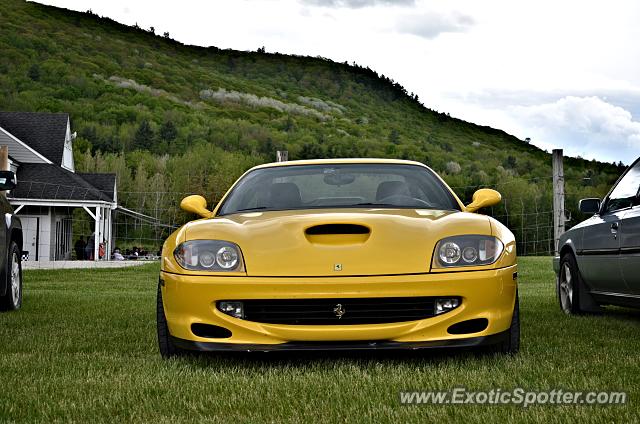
left=0, top=242, right=22, bottom=311
left=557, top=254, right=586, bottom=314
left=156, top=283, right=184, bottom=358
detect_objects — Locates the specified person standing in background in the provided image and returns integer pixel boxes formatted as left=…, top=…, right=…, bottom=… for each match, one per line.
left=99, top=240, right=106, bottom=260
left=85, top=233, right=95, bottom=260
left=74, top=236, right=86, bottom=260
left=112, top=248, right=124, bottom=261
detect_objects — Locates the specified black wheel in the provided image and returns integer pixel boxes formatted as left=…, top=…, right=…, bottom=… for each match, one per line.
left=492, top=291, right=520, bottom=355
left=557, top=254, right=583, bottom=314
left=0, top=242, right=22, bottom=311
left=156, top=283, right=184, bottom=358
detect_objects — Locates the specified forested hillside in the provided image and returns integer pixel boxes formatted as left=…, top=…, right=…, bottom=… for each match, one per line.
left=0, top=0, right=626, bottom=252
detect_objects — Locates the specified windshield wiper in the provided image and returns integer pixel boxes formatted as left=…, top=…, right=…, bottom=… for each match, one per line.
left=352, top=202, right=398, bottom=207
left=352, top=202, right=435, bottom=209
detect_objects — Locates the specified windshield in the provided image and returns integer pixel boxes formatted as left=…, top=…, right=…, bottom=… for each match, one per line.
left=217, top=164, right=461, bottom=216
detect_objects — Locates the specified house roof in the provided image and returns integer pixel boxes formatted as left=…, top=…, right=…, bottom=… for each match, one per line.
left=10, top=164, right=114, bottom=202
left=77, top=173, right=116, bottom=201
left=0, top=111, right=68, bottom=165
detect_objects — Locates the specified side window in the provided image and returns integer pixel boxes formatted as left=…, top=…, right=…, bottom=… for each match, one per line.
left=604, top=163, right=640, bottom=213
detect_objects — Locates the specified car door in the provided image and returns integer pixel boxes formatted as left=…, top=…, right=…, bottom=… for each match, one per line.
left=615, top=161, right=640, bottom=294
left=579, top=209, right=626, bottom=293
left=581, top=161, right=640, bottom=294
left=0, top=194, right=8, bottom=294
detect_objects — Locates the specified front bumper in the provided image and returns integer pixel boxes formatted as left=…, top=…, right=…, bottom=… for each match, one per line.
left=160, top=265, right=517, bottom=350
left=171, top=331, right=509, bottom=352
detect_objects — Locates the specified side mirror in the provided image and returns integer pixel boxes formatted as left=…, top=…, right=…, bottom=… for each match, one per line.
left=0, top=171, right=17, bottom=191
left=579, top=198, right=600, bottom=215
left=180, top=195, right=213, bottom=219
left=465, top=188, right=502, bottom=213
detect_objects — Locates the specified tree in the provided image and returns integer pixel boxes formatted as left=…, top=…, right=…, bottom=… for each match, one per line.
left=298, top=142, right=325, bottom=159
left=149, top=26, right=155, bottom=34
left=163, top=31, right=170, bottom=38
left=388, top=129, right=400, bottom=145
left=503, top=155, right=517, bottom=169
left=445, top=161, right=461, bottom=174
left=284, top=116, right=294, bottom=132
left=27, top=64, right=40, bottom=81
left=582, top=169, right=594, bottom=186
left=159, top=120, right=177, bottom=142
left=257, top=137, right=285, bottom=158
left=133, top=120, right=154, bottom=151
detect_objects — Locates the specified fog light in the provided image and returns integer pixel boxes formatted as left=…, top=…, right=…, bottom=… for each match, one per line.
left=218, top=301, right=244, bottom=319
left=435, top=298, right=460, bottom=315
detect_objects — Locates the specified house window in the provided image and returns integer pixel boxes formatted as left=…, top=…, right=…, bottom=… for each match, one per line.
left=55, top=217, right=73, bottom=260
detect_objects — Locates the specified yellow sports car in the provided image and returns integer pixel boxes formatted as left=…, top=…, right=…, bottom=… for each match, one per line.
left=157, top=159, right=518, bottom=357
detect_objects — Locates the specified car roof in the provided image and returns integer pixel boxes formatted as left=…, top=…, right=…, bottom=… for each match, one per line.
left=250, top=158, right=428, bottom=171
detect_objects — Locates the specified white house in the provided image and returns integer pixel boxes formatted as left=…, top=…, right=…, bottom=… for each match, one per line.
left=0, top=111, right=117, bottom=261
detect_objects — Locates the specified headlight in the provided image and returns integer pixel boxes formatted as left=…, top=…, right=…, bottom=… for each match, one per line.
left=433, top=235, right=503, bottom=268
left=174, top=240, right=245, bottom=271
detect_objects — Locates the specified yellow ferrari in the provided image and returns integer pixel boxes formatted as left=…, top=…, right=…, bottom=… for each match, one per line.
left=157, top=159, right=518, bottom=357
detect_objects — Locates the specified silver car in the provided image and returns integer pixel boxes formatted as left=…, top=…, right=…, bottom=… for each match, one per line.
left=554, top=159, right=640, bottom=314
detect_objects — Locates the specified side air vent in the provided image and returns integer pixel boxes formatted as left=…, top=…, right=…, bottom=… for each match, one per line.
left=447, top=318, right=489, bottom=335
left=305, top=224, right=370, bottom=235
left=191, top=323, right=232, bottom=339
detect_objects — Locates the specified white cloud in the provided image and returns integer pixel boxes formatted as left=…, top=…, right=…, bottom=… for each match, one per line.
left=300, top=0, right=414, bottom=8
left=396, top=11, right=475, bottom=39
left=509, top=96, right=640, bottom=163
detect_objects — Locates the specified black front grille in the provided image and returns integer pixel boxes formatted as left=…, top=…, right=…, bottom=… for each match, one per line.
left=226, top=297, right=447, bottom=325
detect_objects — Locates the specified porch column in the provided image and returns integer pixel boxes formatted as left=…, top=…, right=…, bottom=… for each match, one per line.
left=110, top=209, right=115, bottom=258
left=105, top=207, right=112, bottom=260
left=94, top=206, right=101, bottom=261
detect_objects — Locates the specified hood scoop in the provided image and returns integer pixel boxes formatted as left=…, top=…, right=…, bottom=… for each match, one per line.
left=305, top=224, right=371, bottom=245
left=305, top=224, right=370, bottom=235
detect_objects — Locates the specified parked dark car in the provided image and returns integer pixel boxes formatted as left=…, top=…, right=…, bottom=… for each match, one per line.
left=554, top=158, right=640, bottom=314
left=0, top=170, right=23, bottom=311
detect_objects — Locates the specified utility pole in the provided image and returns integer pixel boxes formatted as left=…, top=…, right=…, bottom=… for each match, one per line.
left=552, top=149, right=565, bottom=256
left=276, top=150, right=288, bottom=162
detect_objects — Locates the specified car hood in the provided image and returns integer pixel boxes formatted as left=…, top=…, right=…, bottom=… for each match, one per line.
left=184, top=208, right=491, bottom=277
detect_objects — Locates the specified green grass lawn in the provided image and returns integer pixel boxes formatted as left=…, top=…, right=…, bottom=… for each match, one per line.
left=1, top=257, right=639, bottom=423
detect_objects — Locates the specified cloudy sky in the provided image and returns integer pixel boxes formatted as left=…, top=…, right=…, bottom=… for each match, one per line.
left=37, top=0, right=640, bottom=163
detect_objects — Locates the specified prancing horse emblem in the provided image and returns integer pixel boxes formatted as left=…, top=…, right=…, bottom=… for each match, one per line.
left=333, top=303, right=346, bottom=319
